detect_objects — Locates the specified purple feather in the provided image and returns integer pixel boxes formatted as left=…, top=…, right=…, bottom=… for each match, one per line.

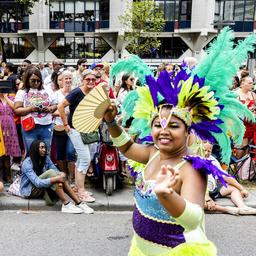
left=189, top=127, right=217, bottom=144
left=184, top=155, right=229, bottom=187
left=138, top=135, right=153, bottom=144
left=157, top=71, right=179, bottom=105
left=127, top=165, right=138, bottom=179
left=146, top=75, right=159, bottom=107
left=191, top=121, right=223, bottom=133
left=193, top=75, right=205, bottom=88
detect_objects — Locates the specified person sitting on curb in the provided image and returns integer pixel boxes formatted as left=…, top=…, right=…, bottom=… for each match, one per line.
left=204, top=141, right=256, bottom=215
left=19, top=139, right=94, bottom=214
left=0, top=181, right=4, bottom=192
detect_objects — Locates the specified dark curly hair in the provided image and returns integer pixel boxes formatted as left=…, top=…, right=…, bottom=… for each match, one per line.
left=22, top=66, right=43, bottom=92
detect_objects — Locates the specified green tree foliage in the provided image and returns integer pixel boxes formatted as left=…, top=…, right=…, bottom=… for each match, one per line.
left=119, top=0, right=166, bottom=56
left=16, top=0, right=50, bottom=14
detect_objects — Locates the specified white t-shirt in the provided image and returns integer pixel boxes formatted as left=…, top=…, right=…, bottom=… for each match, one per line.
left=15, top=88, right=56, bottom=125
left=207, top=155, right=225, bottom=192
left=54, top=89, right=69, bottom=125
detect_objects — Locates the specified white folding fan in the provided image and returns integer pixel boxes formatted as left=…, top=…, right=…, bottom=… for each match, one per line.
left=73, top=84, right=111, bottom=133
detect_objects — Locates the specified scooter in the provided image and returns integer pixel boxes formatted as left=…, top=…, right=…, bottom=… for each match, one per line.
left=93, top=123, right=121, bottom=195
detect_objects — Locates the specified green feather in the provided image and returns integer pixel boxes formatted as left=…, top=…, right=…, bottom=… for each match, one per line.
left=195, top=29, right=256, bottom=97
left=110, top=55, right=153, bottom=86
left=121, top=90, right=139, bottom=126
left=211, top=126, right=232, bottom=164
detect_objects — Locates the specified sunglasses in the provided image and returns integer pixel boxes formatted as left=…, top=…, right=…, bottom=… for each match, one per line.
left=84, top=78, right=96, bottom=83
left=81, top=64, right=87, bottom=67
left=30, top=79, right=42, bottom=84
left=129, top=78, right=135, bottom=81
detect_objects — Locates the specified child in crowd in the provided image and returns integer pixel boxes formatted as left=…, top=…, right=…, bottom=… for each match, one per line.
left=204, top=141, right=256, bottom=215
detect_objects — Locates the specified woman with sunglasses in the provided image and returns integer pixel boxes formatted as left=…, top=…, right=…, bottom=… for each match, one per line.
left=116, top=74, right=134, bottom=105
left=14, top=66, right=57, bottom=155
left=58, top=69, right=97, bottom=203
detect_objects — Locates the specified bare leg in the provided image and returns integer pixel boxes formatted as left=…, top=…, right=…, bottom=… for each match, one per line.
left=63, top=180, right=80, bottom=204
left=55, top=184, right=69, bottom=204
left=57, top=160, right=67, bottom=173
left=220, top=185, right=247, bottom=208
left=67, top=161, right=75, bottom=183
left=76, top=169, right=86, bottom=193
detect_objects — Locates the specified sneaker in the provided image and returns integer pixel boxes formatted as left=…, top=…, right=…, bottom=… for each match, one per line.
left=239, top=207, right=256, bottom=215
left=225, top=206, right=239, bottom=216
left=11, top=163, right=20, bottom=172
left=61, top=202, right=83, bottom=214
left=78, top=192, right=96, bottom=203
left=77, top=202, right=94, bottom=214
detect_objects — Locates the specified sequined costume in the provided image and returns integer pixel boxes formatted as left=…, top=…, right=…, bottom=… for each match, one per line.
left=128, top=152, right=217, bottom=256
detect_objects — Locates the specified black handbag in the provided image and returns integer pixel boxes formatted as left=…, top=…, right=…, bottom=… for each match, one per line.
left=80, top=131, right=99, bottom=144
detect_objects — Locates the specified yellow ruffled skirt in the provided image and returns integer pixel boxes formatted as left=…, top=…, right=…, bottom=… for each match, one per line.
left=128, top=236, right=217, bottom=256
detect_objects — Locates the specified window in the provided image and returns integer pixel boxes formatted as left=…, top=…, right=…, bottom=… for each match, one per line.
left=49, top=37, right=111, bottom=60
left=216, top=0, right=256, bottom=21
left=50, top=0, right=109, bottom=31
left=179, top=0, right=192, bottom=21
left=138, top=37, right=188, bottom=59
left=223, top=1, right=234, bottom=21
left=3, top=37, right=34, bottom=58
left=234, top=1, right=244, bottom=21
left=245, top=0, right=255, bottom=20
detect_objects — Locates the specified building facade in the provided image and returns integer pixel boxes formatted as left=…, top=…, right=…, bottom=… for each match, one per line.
left=0, top=0, right=255, bottom=66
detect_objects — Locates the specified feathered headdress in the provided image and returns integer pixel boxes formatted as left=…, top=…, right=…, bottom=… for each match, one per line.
left=112, top=27, right=256, bottom=164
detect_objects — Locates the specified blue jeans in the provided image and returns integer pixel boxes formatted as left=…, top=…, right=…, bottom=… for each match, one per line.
left=22, top=124, right=53, bottom=156
left=53, top=131, right=76, bottom=162
left=67, top=128, right=91, bottom=174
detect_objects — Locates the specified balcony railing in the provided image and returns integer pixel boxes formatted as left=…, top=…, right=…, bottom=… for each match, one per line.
left=50, top=20, right=109, bottom=32
left=214, top=21, right=254, bottom=32
left=0, top=21, right=29, bottom=32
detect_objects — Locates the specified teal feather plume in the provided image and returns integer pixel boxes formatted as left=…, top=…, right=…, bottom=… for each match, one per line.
left=110, top=55, right=153, bottom=86
left=194, top=27, right=234, bottom=92
left=128, top=118, right=151, bottom=139
left=230, top=33, right=256, bottom=68
left=194, top=28, right=256, bottom=97
left=211, top=126, right=232, bottom=164
left=121, top=90, right=139, bottom=126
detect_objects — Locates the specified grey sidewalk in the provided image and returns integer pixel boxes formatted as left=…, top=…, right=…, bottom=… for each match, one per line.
left=1, top=186, right=256, bottom=212
left=0, top=186, right=134, bottom=212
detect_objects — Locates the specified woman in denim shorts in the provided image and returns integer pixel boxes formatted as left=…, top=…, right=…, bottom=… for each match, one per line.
left=58, top=69, right=97, bottom=203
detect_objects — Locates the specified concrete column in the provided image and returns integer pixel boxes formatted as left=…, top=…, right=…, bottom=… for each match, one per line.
left=191, top=0, right=215, bottom=30
left=180, top=33, right=216, bottom=59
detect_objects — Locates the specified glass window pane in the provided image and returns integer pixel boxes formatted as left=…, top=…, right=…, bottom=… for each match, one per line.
left=86, top=1, right=95, bottom=10
left=74, top=37, right=84, bottom=58
left=65, top=1, right=74, bottom=14
left=75, top=1, right=85, bottom=21
left=49, top=37, right=66, bottom=59
left=224, top=1, right=234, bottom=21
left=234, top=1, right=244, bottom=21
left=65, top=37, right=74, bottom=59
left=165, top=1, right=175, bottom=21
left=245, top=0, right=254, bottom=20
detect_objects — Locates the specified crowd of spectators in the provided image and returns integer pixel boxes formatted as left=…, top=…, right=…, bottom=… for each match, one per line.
left=0, top=57, right=255, bottom=214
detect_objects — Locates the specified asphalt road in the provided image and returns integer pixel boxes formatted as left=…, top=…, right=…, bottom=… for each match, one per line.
left=0, top=211, right=255, bottom=256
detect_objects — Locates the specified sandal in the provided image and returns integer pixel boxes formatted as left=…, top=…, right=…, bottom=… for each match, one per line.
left=86, top=166, right=94, bottom=177
left=78, top=192, right=95, bottom=203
